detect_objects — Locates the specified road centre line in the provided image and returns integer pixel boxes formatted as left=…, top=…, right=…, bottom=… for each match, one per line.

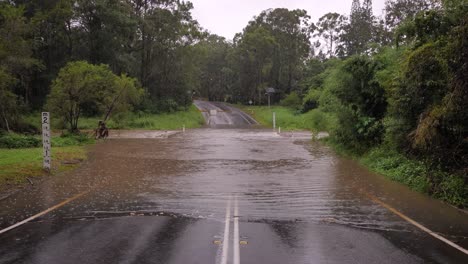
left=220, top=197, right=232, bottom=264
left=233, top=196, right=240, bottom=264
left=364, top=191, right=468, bottom=255
left=0, top=190, right=90, bottom=235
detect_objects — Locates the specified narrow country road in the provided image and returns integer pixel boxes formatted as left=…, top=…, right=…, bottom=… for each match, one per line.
left=0, top=102, right=467, bottom=263
left=193, top=100, right=258, bottom=128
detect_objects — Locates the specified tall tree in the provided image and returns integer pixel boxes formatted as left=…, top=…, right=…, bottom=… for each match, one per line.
left=342, top=0, right=376, bottom=55
left=252, top=8, right=312, bottom=95
left=314, top=13, right=347, bottom=57
left=29, top=0, right=75, bottom=108
left=74, top=0, right=137, bottom=73
left=129, top=0, right=203, bottom=107
left=384, top=0, right=441, bottom=30
left=0, top=2, right=42, bottom=130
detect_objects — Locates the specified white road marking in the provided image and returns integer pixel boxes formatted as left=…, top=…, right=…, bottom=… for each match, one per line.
left=220, top=197, right=232, bottom=264
left=233, top=196, right=240, bottom=264
left=364, top=191, right=468, bottom=255
left=236, top=110, right=253, bottom=125
left=0, top=190, right=89, bottom=235
left=227, top=105, right=257, bottom=125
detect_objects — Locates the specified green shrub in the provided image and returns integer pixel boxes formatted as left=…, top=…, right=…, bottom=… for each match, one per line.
left=361, top=146, right=467, bottom=207
left=280, top=92, right=302, bottom=109
left=0, top=133, right=41, bottom=148
left=302, top=89, right=321, bottom=113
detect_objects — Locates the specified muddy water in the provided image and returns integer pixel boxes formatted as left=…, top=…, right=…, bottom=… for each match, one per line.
left=0, top=129, right=467, bottom=248
left=128, top=129, right=466, bottom=239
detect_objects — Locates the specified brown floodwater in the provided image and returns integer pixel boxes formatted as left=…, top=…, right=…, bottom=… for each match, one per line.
left=1, top=128, right=466, bottom=250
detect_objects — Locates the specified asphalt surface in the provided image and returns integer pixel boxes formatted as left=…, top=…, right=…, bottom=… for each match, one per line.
left=193, top=100, right=258, bottom=128
left=0, top=101, right=467, bottom=264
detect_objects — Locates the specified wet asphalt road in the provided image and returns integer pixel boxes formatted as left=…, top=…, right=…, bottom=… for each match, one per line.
left=0, top=101, right=467, bottom=264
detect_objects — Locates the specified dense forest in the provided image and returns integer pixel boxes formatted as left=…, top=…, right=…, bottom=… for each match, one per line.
left=0, top=0, right=466, bottom=205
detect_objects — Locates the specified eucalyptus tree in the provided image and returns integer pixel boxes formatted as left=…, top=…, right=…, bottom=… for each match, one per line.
left=0, top=3, right=42, bottom=130
left=341, top=0, right=378, bottom=56
left=384, top=0, right=441, bottom=30
left=128, top=0, right=204, bottom=107
left=314, top=13, right=347, bottom=57
left=235, top=26, right=276, bottom=103
left=251, top=8, right=312, bottom=95
left=74, top=0, right=137, bottom=73
left=194, top=34, right=232, bottom=101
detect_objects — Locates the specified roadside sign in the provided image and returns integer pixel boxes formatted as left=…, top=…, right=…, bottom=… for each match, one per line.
left=42, top=112, right=51, bottom=171
left=210, top=109, right=218, bottom=116
left=273, top=112, right=276, bottom=129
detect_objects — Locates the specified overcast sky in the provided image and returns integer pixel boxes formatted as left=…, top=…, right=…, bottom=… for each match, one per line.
left=191, top=0, right=387, bottom=40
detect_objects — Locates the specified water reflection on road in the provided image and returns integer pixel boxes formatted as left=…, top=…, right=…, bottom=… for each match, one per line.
left=0, top=128, right=467, bottom=263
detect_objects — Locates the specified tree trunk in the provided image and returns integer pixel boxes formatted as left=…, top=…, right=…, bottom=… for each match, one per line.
left=1, top=107, right=10, bottom=133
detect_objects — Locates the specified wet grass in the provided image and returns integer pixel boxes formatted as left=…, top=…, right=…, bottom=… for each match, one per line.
left=0, top=133, right=94, bottom=149
left=326, top=139, right=467, bottom=208
left=23, top=105, right=205, bottom=131
left=237, top=105, right=336, bottom=132
left=0, top=146, right=88, bottom=186
left=361, top=147, right=467, bottom=207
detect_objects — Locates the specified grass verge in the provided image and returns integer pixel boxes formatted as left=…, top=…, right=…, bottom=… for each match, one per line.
left=23, top=105, right=205, bottom=131
left=361, top=146, right=467, bottom=207
left=0, top=145, right=89, bottom=187
left=237, top=105, right=336, bottom=132
left=325, top=139, right=467, bottom=208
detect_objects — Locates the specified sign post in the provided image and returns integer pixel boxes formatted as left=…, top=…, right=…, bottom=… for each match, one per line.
left=273, top=112, right=276, bottom=130
left=42, top=112, right=51, bottom=171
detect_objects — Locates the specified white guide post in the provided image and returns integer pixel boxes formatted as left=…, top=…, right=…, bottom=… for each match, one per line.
left=273, top=112, right=276, bottom=130
left=42, top=112, right=51, bottom=171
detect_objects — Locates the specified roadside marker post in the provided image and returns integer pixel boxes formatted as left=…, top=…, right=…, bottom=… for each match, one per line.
left=41, top=112, right=51, bottom=172
left=272, top=112, right=276, bottom=130
left=183, top=124, right=185, bottom=133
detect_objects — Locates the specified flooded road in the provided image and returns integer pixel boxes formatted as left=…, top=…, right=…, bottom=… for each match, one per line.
left=0, top=102, right=467, bottom=263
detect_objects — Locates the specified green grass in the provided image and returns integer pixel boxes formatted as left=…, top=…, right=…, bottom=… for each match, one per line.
left=0, top=146, right=88, bottom=185
left=0, top=133, right=94, bottom=149
left=238, top=105, right=336, bottom=132
left=24, top=104, right=205, bottom=131
left=332, top=143, right=468, bottom=208
left=359, top=146, right=466, bottom=207
left=360, top=147, right=430, bottom=193
left=322, top=138, right=467, bottom=207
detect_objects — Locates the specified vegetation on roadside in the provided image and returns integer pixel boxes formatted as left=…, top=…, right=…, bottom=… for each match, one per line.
left=0, top=132, right=94, bottom=149
left=261, top=1, right=466, bottom=207
left=75, top=105, right=205, bottom=130
left=361, top=147, right=467, bottom=206
left=21, top=105, right=204, bottom=131
left=0, top=146, right=88, bottom=186
left=239, top=105, right=336, bottom=132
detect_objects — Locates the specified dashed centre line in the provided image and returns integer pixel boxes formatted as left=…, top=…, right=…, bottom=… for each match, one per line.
left=218, top=195, right=242, bottom=264
left=233, top=197, right=240, bottom=264
left=220, top=197, right=232, bottom=264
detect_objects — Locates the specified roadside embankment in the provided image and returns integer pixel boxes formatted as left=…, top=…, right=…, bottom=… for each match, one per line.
left=0, top=145, right=88, bottom=190
left=236, top=105, right=335, bottom=132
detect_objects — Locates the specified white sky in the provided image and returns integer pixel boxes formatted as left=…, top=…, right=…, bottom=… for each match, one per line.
left=191, top=0, right=387, bottom=40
